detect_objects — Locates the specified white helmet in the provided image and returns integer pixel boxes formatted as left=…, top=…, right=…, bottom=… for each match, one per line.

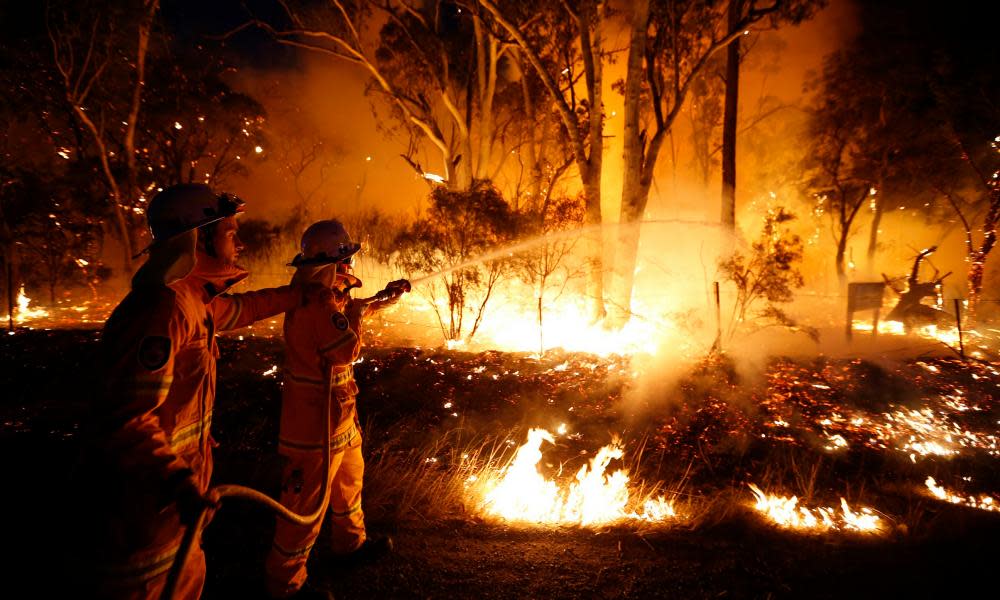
left=289, top=219, right=362, bottom=267
left=137, top=183, right=244, bottom=255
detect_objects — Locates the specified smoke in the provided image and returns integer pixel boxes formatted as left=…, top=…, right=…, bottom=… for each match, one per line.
left=223, top=54, right=430, bottom=226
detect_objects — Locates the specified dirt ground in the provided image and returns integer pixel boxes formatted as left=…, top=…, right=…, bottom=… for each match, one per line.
left=2, top=329, right=998, bottom=599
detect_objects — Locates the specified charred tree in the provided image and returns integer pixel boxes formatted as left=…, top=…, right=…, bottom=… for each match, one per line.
left=480, top=0, right=608, bottom=321
left=611, top=0, right=798, bottom=326
left=47, top=0, right=160, bottom=277
left=720, top=0, right=742, bottom=235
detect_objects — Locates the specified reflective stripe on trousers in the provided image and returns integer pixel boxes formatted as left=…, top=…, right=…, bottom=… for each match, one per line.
left=98, top=531, right=206, bottom=600
left=264, top=427, right=366, bottom=598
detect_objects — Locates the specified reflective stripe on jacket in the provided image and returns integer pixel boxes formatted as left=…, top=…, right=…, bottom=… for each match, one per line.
left=279, top=299, right=363, bottom=449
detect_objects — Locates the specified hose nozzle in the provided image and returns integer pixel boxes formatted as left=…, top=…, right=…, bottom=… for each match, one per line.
left=357, top=279, right=411, bottom=305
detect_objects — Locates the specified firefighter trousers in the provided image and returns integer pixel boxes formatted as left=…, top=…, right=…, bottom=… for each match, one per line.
left=98, top=526, right=206, bottom=600
left=265, top=423, right=366, bottom=598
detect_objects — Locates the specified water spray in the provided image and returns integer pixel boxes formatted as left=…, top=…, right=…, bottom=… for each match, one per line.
left=405, top=218, right=726, bottom=287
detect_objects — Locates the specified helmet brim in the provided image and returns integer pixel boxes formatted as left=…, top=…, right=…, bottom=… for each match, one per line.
left=133, top=214, right=231, bottom=259
left=137, top=193, right=245, bottom=258
left=287, top=243, right=362, bottom=267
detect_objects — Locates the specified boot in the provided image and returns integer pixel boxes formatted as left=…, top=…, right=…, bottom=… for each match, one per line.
left=339, top=535, right=393, bottom=566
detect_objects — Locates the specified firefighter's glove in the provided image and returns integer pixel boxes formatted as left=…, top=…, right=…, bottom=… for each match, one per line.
left=380, top=279, right=411, bottom=303
left=367, top=279, right=410, bottom=312
left=175, top=477, right=219, bottom=529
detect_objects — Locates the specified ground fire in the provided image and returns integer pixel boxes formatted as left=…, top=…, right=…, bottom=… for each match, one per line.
left=3, top=0, right=1000, bottom=598
left=471, top=428, right=676, bottom=526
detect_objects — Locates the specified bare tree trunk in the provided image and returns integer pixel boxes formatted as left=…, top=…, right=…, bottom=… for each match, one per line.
left=866, top=186, right=884, bottom=271
left=835, top=232, right=848, bottom=287
left=610, top=0, right=651, bottom=326
left=516, top=53, right=542, bottom=203
left=581, top=165, right=605, bottom=321
left=70, top=106, right=136, bottom=276
left=473, top=15, right=498, bottom=182
left=866, top=94, right=890, bottom=272
left=0, top=199, right=16, bottom=330
left=966, top=188, right=1000, bottom=319
left=577, top=3, right=607, bottom=322
left=720, top=0, right=741, bottom=237
left=5, top=257, right=13, bottom=331
left=479, top=0, right=607, bottom=321
left=125, top=0, right=159, bottom=218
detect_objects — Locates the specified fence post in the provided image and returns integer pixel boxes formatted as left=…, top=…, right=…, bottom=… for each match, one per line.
left=6, top=259, right=13, bottom=333
left=954, top=298, right=965, bottom=359
left=713, top=281, right=721, bottom=351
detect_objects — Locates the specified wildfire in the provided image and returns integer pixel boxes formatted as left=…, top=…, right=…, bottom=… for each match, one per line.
left=1, top=286, right=50, bottom=325
left=925, top=477, right=999, bottom=512
left=471, top=428, right=675, bottom=526
left=748, top=484, right=883, bottom=533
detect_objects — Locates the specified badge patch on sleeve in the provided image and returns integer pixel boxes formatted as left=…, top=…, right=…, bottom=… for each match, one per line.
left=138, top=336, right=171, bottom=371
left=332, top=312, right=350, bottom=331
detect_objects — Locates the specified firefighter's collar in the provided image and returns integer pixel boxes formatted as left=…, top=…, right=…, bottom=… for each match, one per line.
left=187, top=251, right=249, bottom=301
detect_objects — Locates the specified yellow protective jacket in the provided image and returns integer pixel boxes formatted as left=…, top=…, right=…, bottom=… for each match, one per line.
left=94, top=252, right=299, bottom=580
left=277, top=298, right=363, bottom=452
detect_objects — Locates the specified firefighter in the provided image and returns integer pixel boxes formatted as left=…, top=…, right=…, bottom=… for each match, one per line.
left=265, top=220, right=407, bottom=599
left=92, top=183, right=329, bottom=600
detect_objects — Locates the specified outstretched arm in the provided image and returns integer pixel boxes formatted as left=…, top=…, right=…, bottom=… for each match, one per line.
left=212, top=285, right=301, bottom=331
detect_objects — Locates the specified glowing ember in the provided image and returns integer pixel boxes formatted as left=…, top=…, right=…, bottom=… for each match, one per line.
left=473, top=428, right=675, bottom=526
left=763, top=359, right=1000, bottom=462
left=748, top=484, right=882, bottom=533
left=881, top=407, right=997, bottom=460
left=925, top=477, right=999, bottom=512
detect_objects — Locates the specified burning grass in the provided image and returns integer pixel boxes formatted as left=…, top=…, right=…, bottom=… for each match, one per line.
left=4, top=330, right=1000, bottom=597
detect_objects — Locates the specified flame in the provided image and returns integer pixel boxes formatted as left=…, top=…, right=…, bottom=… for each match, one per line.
left=925, top=477, right=999, bottom=512
left=438, top=290, right=672, bottom=356
left=748, top=484, right=882, bottom=533
left=1, top=286, right=50, bottom=325
left=851, top=319, right=974, bottom=347
left=473, top=428, right=675, bottom=526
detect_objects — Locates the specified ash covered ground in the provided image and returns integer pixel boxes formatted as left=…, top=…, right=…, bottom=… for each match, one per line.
left=3, top=329, right=999, bottom=598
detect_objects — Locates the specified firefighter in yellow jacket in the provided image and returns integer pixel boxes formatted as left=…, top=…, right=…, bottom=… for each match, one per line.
left=265, top=220, right=407, bottom=598
left=92, top=184, right=328, bottom=600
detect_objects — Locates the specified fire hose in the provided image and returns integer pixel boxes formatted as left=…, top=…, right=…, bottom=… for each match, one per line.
left=349, top=279, right=412, bottom=307
left=160, top=280, right=410, bottom=600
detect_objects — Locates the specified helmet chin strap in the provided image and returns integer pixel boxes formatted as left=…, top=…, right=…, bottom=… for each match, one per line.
left=333, top=272, right=363, bottom=294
